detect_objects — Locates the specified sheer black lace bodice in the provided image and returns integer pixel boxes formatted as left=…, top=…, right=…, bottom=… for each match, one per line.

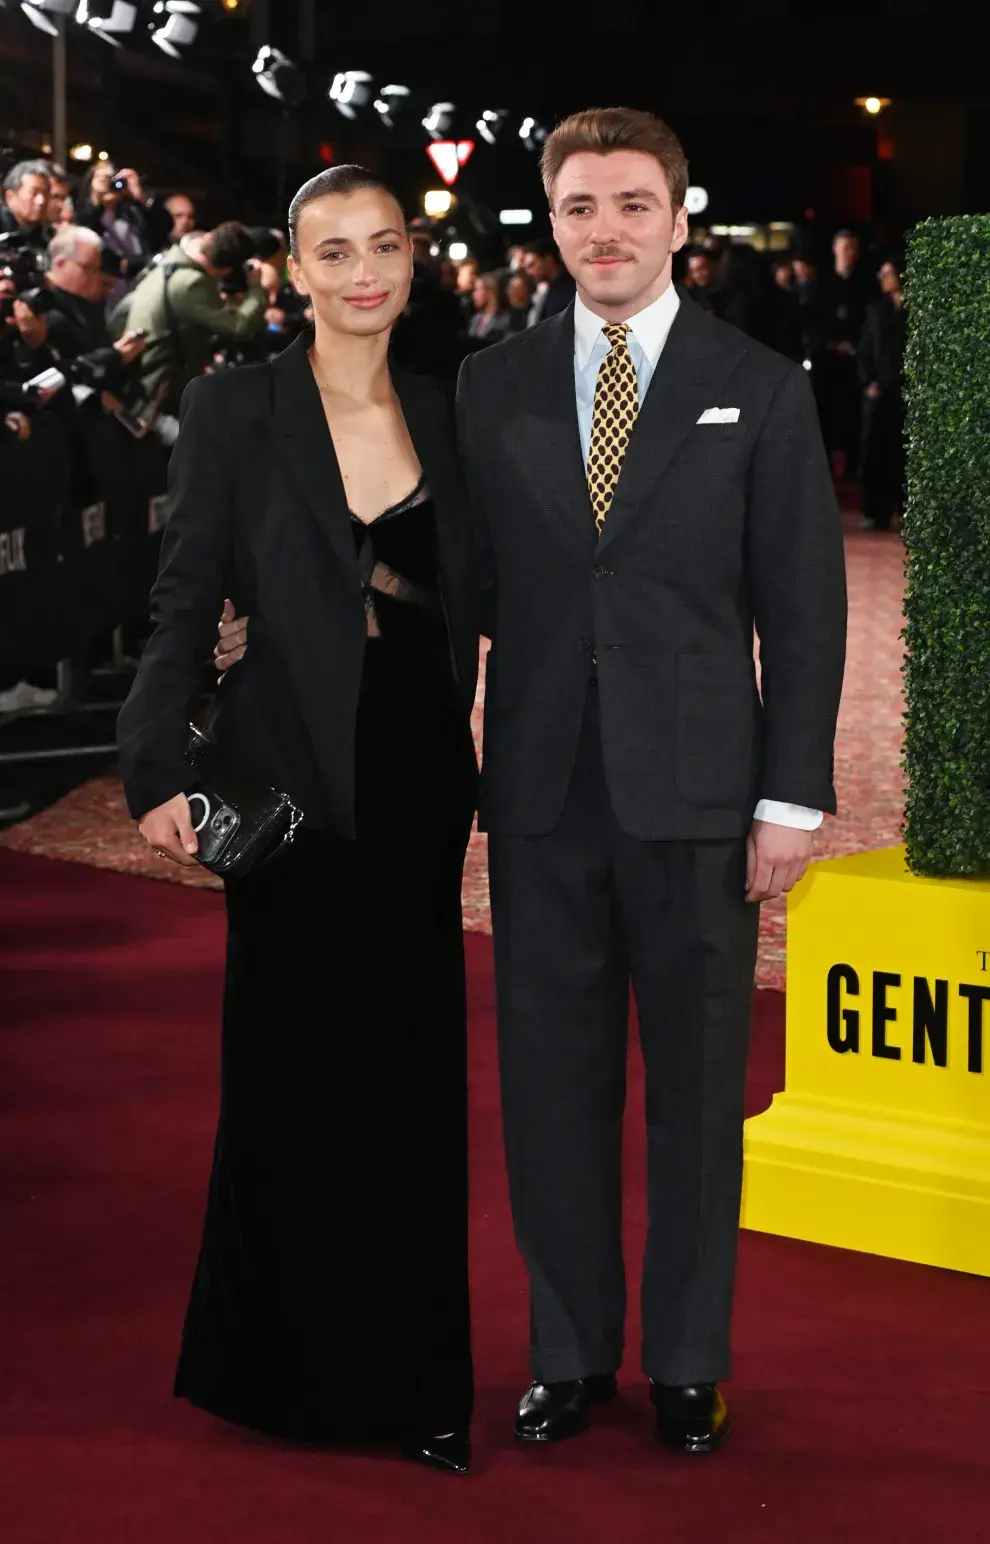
left=348, top=478, right=476, bottom=839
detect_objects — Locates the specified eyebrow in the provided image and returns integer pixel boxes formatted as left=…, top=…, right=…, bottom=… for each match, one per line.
left=314, top=226, right=404, bottom=251
left=559, top=188, right=661, bottom=206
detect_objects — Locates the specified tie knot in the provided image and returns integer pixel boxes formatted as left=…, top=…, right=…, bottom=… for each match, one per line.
left=603, top=323, right=629, bottom=346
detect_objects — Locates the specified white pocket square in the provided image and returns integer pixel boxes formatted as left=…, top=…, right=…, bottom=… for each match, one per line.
left=697, top=407, right=741, bottom=424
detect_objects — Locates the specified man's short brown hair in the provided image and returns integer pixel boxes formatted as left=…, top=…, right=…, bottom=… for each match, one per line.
left=540, top=107, right=689, bottom=212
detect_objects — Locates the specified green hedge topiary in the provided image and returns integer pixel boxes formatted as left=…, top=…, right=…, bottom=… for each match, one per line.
left=902, top=215, right=990, bottom=876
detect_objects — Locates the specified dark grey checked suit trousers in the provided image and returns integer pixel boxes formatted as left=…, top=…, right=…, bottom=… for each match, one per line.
left=489, top=682, right=760, bottom=1387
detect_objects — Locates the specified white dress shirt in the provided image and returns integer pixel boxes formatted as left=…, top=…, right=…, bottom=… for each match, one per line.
left=572, top=285, right=823, bottom=834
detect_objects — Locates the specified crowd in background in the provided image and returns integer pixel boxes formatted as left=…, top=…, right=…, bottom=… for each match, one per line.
left=451, top=227, right=906, bottom=535
left=1, top=151, right=906, bottom=542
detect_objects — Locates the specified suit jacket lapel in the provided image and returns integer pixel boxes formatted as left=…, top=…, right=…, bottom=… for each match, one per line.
left=512, top=305, right=594, bottom=541
left=270, top=330, right=361, bottom=591
left=596, top=291, right=747, bottom=554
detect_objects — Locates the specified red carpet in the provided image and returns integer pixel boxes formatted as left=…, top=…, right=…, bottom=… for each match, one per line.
left=2, top=850, right=987, bottom=1542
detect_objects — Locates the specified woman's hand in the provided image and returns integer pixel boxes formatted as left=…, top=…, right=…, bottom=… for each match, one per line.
left=138, top=792, right=200, bottom=867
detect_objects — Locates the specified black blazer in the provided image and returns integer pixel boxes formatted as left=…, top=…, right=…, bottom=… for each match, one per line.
left=117, top=331, right=480, bottom=832
left=456, top=289, right=847, bottom=840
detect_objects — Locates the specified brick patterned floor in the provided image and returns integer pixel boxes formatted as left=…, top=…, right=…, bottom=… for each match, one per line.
left=0, top=532, right=904, bottom=990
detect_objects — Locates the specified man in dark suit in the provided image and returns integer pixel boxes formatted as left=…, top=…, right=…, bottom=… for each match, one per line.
left=456, top=107, right=846, bottom=1454
left=522, top=237, right=576, bottom=326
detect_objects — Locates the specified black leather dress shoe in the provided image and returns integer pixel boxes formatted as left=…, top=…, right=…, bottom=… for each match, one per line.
left=401, top=1432, right=471, bottom=1475
left=651, top=1382, right=731, bottom=1455
left=515, top=1373, right=618, bottom=1443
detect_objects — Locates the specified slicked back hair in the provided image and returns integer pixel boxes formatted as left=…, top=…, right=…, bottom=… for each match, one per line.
left=288, top=165, right=405, bottom=259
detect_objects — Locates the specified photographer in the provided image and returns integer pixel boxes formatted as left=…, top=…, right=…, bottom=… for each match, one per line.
left=76, top=160, right=170, bottom=313
left=44, top=227, right=146, bottom=391
left=119, top=221, right=267, bottom=411
left=0, top=230, right=145, bottom=407
left=0, top=161, right=50, bottom=256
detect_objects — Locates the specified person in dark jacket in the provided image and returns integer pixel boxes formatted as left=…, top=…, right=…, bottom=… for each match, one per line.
left=522, top=237, right=575, bottom=325
left=857, top=257, right=906, bottom=532
left=716, top=243, right=777, bottom=347
left=0, top=160, right=50, bottom=256
left=769, top=258, right=805, bottom=363
left=818, top=230, right=875, bottom=479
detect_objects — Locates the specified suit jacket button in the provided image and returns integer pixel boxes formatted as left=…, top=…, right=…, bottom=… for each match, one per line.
left=592, top=564, right=611, bottom=580
left=578, top=637, right=593, bottom=651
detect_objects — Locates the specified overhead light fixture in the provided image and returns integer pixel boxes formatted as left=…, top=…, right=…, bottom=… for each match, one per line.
left=423, top=189, right=453, bottom=218
left=329, top=70, right=373, bottom=119
left=253, top=45, right=307, bottom=108
left=856, top=96, right=891, bottom=115
left=476, top=109, right=509, bottom=147
left=499, top=209, right=533, bottom=226
left=519, top=116, right=547, bottom=152
left=77, top=0, right=137, bottom=43
left=149, top=5, right=198, bottom=57
left=422, top=101, right=456, bottom=140
left=373, top=83, right=411, bottom=129
left=22, top=0, right=76, bottom=35
left=425, top=139, right=474, bottom=187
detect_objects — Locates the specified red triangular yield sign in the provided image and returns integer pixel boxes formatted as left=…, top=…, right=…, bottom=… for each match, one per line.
left=426, top=139, right=475, bottom=185
left=426, top=141, right=460, bottom=185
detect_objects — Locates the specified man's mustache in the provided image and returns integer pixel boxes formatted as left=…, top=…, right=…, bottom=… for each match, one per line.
left=585, top=245, right=634, bottom=261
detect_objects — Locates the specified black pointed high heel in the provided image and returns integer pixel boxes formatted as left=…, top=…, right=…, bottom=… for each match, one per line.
left=401, top=1431, right=471, bottom=1475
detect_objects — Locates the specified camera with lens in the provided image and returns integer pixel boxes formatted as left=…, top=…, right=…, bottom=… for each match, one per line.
left=0, top=231, right=46, bottom=287
left=16, top=286, right=56, bottom=318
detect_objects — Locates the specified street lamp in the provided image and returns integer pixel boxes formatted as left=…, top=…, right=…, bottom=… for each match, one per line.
left=856, top=96, right=891, bottom=116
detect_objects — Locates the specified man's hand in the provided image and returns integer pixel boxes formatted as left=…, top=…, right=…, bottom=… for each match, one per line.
left=13, top=300, right=46, bottom=348
left=215, top=598, right=248, bottom=672
left=138, top=791, right=199, bottom=867
left=745, top=820, right=814, bottom=904
left=118, top=167, right=146, bottom=204
left=4, top=412, right=30, bottom=441
left=114, top=330, right=147, bottom=365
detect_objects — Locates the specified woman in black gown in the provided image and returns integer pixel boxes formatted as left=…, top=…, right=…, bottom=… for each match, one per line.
left=117, top=167, right=480, bottom=1474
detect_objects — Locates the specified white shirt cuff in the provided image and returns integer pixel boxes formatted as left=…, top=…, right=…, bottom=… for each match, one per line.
left=753, top=800, right=824, bottom=831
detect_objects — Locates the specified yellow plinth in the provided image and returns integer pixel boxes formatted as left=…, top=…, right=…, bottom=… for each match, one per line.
left=742, top=846, right=990, bottom=1275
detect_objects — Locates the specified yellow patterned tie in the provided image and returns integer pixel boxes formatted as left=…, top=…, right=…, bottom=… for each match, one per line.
left=587, top=323, right=640, bottom=533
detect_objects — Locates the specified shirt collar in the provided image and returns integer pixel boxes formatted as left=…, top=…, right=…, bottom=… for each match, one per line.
left=573, top=283, right=681, bottom=371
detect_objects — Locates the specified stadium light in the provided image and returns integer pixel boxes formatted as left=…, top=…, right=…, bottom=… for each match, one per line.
left=22, top=0, right=75, bottom=35
left=519, top=116, right=547, bottom=152
left=476, top=108, right=509, bottom=146
left=422, top=101, right=456, bottom=140
left=149, top=3, right=199, bottom=55
left=76, top=1, right=138, bottom=43
left=329, top=70, right=373, bottom=119
left=253, top=45, right=307, bottom=108
left=373, top=83, right=411, bottom=128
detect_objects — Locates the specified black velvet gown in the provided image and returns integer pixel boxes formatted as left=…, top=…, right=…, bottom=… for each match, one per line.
left=174, top=479, right=478, bottom=1442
